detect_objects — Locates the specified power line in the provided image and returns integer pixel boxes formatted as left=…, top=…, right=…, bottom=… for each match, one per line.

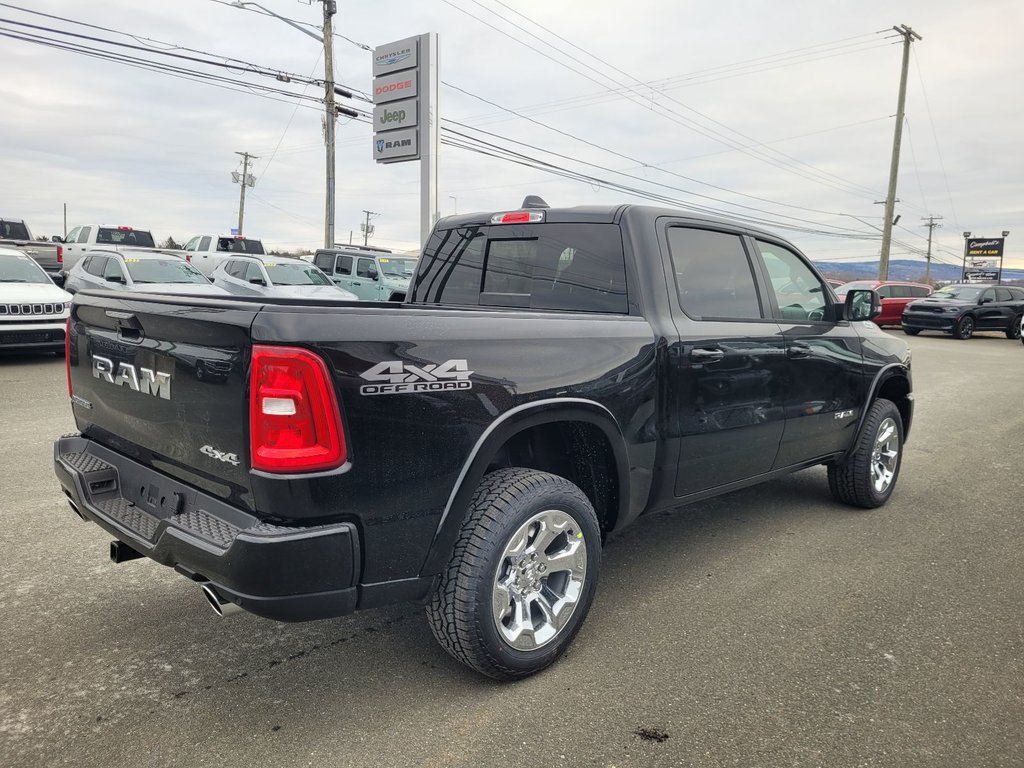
left=443, top=0, right=895, bottom=199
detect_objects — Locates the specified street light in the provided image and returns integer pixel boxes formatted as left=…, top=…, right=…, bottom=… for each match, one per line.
left=228, top=1, right=338, bottom=249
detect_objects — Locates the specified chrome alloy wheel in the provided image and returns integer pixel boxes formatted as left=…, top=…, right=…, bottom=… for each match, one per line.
left=492, top=509, right=587, bottom=651
left=870, top=417, right=900, bottom=493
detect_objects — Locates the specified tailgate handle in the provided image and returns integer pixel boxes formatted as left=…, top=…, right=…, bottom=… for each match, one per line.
left=106, top=310, right=144, bottom=341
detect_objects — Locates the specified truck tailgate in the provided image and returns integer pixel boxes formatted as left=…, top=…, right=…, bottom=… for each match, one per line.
left=68, top=291, right=259, bottom=510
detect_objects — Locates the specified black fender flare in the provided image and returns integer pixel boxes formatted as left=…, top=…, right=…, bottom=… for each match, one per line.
left=418, top=398, right=630, bottom=577
left=846, top=363, right=913, bottom=459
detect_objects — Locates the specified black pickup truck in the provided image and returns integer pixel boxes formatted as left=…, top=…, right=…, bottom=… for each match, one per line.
left=54, top=201, right=913, bottom=680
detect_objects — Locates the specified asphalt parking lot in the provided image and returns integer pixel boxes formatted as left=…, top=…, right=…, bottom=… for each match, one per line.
left=1, top=331, right=1022, bottom=768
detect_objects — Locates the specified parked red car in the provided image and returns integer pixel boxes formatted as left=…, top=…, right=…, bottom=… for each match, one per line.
left=835, top=281, right=933, bottom=327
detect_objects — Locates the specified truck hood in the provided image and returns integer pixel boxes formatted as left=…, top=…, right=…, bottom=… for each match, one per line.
left=0, top=282, right=71, bottom=303
left=907, top=298, right=972, bottom=309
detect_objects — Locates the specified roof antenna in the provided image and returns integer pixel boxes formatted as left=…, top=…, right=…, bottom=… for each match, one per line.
left=521, top=195, right=549, bottom=209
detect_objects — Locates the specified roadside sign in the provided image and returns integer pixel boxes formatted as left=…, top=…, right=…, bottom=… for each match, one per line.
left=372, top=36, right=419, bottom=77
left=374, top=128, right=419, bottom=163
left=373, top=98, right=417, bottom=132
left=373, top=70, right=417, bottom=105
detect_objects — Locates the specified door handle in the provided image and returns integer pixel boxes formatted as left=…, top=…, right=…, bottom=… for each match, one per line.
left=787, top=343, right=811, bottom=359
left=352, top=281, right=362, bottom=285
left=690, top=348, right=724, bottom=363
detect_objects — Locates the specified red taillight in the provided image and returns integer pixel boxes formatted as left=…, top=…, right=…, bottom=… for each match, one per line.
left=184, top=253, right=191, bottom=262
left=235, top=235, right=246, bottom=240
left=56, top=245, right=63, bottom=263
left=249, top=345, right=346, bottom=473
left=117, top=226, right=132, bottom=231
left=65, top=318, right=72, bottom=397
left=490, top=211, right=544, bottom=225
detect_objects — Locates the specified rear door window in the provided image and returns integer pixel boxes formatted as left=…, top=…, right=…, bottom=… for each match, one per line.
left=198, top=236, right=212, bottom=251
left=666, top=227, right=762, bottom=319
left=85, top=256, right=107, bottom=276
left=910, top=286, right=931, bottom=297
left=411, top=223, right=628, bottom=313
left=995, top=288, right=1013, bottom=302
left=77, top=227, right=92, bottom=244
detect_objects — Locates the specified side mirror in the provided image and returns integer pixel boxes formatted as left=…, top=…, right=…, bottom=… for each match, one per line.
left=844, top=288, right=881, bottom=322
left=367, top=268, right=379, bottom=281
left=51, top=235, right=63, bottom=243
left=248, top=277, right=266, bottom=286
left=52, top=273, right=66, bottom=288
left=105, top=274, right=125, bottom=284
left=979, top=297, right=993, bottom=304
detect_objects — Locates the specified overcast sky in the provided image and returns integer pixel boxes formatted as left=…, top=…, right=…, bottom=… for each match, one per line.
left=2, top=0, right=1022, bottom=268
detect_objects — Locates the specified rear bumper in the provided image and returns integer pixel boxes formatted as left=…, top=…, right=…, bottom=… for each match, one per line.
left=54, top=435, right=359, bottom=621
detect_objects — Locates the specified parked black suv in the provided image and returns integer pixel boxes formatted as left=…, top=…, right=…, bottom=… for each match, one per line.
left=54, top=202, right=913, bottom=680
left=902, top=283, right=1024, bottom=339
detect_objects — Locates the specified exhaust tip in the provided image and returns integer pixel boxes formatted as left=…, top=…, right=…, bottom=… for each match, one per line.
left=201, top=584, right=242, bottom=618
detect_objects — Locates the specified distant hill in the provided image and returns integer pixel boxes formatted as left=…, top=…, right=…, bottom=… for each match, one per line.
left=814, top=259, right=1024, bottom=284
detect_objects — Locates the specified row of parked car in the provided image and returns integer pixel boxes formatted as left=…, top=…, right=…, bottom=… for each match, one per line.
left=0, top=219, right=419, bottom=354
left=832, top=279, right=1024, bottom=340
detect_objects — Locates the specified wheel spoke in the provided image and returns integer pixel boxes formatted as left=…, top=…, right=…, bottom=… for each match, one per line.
left=540, top=540, right=582, bottom=576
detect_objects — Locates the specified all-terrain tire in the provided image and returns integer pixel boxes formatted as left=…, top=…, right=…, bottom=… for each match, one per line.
left=828, top=398, right=903, bottom=509
left=903, top=327, right=921, bottom=336
left=425, top=468, right=601, bottom=681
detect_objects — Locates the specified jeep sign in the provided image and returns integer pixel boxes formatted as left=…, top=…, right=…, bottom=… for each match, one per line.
left=373, top=98, right=417, bottom=132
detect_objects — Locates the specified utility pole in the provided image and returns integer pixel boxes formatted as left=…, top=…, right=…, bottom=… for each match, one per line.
left=878, top=24, right=922, bottom=281
left=921, top=215, right=942, bottom=282
left=322, top=0, right=337, bottom=249
left=233, top=151, right=257, bottom=235
left=361, top=210, right=379, bottom=245
left=63, top=203, right=67, bottom=239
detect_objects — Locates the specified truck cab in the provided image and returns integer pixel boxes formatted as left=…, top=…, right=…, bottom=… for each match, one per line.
left=59, top=225, right=157, bottom=272
left=312, top=245, right=417, bottom=302
left=183, top=234, right=266, bottom=277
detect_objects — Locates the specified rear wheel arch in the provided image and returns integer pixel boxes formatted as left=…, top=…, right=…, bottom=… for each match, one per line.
left=419, top=400, right=629, bottom=577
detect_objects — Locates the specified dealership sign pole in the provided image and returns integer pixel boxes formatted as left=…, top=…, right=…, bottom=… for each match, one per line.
left=372, top=34, right=439, bottom=249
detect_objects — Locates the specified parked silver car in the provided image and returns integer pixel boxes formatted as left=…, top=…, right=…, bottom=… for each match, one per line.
left=210, top=255, right=357, bottom=299
left=64, top=248, right=229, bottom=296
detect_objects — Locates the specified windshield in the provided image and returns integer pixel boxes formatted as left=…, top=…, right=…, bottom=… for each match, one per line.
left=217, top=237, right=265, bottom=255
left=124, top=258, right=209, bottom=284
left=0, top=221, right=31, bottom=240
left=264, top=263, right=331, bottom=286
left=378, top=257, right=417, bottom=277
left=932, top=285, right=983, bottom=300
left=835, top=281, right=875, bottom=294
left=96, top=228, right=156, bottom=247
left=0, top=253, right=50, bottom=283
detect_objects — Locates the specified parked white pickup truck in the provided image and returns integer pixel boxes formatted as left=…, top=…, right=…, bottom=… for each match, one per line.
left=183, top=234, right=266, bottom=276
left=58, top=225, right=160, bottom=271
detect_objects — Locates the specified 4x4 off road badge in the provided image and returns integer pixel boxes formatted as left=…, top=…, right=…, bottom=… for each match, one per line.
left=359, top=359, right=473, bottom=396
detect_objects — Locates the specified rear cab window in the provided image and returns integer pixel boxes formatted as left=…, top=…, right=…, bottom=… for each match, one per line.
left=217, top=237, right=265, bottom=254
left=96, top=228, right=155, bottom=247
left=410, top=223, right=628, bottom=313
